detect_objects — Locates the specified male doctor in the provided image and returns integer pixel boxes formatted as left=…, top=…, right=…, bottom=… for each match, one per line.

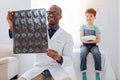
left=7, top=5, right=74, bottom=80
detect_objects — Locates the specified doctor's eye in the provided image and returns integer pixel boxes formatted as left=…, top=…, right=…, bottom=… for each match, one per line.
left=46, top=11, right=59, bottom=16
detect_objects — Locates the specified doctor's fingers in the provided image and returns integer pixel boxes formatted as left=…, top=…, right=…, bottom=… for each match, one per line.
left=7, top=11, right=14, bottom=19
left=47, top=53, right=58, bottom=60
left=8, top=11, right=15, bottom=15
left=47, top=51, right=59, bottom=58
left=47, top=49, right=58, bottom=53
left=47, top=51, right=58, bottom=56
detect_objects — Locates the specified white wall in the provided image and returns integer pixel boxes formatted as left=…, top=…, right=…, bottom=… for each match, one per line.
left=0, top=0, right=30, bottom=44
left=104, top=0, right=119, bottom=79
left=101, top=0, right=119, bottom=79
left=119, top=0, right=120, bottom=79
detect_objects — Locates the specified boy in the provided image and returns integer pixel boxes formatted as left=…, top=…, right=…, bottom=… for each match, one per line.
left=80, top=8, right=101, bottom=80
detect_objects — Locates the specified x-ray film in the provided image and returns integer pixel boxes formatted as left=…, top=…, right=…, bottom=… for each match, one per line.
left=13, top=8, right=48, bottom=54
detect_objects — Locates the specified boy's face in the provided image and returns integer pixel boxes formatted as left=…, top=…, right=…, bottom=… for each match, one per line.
left=85, top=13, right=96, bottom=24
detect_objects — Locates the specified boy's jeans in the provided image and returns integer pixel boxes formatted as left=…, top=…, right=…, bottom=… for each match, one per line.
left=80, top=44, right=102, bottom=71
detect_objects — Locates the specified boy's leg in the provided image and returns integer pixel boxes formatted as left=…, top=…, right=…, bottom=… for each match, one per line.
left=96, top=72, right=100, bottom=80
left=90, top=45, right=101, bottom=71
left=90, top=45, right=101, bottom=80
left=82, top=71, right=87, bottom=80
left=80, top=45, right=89, bottom=71
left=80, top=45, right=89, bottom=80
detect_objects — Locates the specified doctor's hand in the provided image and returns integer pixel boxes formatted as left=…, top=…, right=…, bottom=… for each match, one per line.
left=46, top=49, right=62, bottom=62
left=7, top=11, right=14, bottom=31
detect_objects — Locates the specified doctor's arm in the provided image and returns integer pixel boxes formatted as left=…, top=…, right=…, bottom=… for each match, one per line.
left=46, top=49, right=63, bottom=64
left=7, top=11, right=14, bottom=39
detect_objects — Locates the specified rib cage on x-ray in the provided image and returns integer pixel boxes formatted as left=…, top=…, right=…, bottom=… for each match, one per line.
left=13, top=8, right=48, bottom=54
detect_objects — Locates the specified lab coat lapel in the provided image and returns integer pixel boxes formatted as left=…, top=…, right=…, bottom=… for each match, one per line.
left=50, top=28, right=63, bottom=40
left=48, top=28, right=64, bottom=55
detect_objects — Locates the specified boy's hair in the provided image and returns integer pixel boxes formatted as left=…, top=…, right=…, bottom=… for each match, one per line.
left=85, top=8, right=96, bottom=17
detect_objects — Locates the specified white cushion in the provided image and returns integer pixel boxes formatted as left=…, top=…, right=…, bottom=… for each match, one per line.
left=81, top=35, right=96, bottom=40
left=0, top=57, right=17, bottom=64
left=0, top=44, right=13, bottom=58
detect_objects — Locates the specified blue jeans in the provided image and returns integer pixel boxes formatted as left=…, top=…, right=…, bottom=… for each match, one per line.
left=80, top=44, right=101, bottom=71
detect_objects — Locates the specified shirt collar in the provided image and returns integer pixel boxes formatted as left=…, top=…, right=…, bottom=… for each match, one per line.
left=48, top=26, right=59, bottom=31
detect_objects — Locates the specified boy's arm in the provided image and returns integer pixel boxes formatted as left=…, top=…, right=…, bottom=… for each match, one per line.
left=80, top=29, right=100, bottom=44
left=84, top=34, right=100, bottom=44
left=80, top=30, right=85, bottom=43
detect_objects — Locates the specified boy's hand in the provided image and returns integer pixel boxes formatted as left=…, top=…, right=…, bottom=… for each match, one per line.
left=82, top=39, right=94, bottom=44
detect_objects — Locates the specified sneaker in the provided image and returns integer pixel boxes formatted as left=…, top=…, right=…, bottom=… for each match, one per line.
left=96, top=72, right=100, bottom=80
left=82, top=72, right=87, bottom=80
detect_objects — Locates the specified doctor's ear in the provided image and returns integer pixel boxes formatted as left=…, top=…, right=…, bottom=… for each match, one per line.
left=58, top=15, right=62, bottom=19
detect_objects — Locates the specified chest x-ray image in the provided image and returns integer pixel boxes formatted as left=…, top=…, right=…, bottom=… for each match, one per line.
left=13, top=8, right=48, bottom=54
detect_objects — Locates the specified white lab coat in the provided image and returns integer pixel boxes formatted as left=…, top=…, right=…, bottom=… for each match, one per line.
left=21, top=28, right=74, bottom=80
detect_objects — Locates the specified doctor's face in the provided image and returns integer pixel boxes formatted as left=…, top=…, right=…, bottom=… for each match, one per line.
left=47, top=5, right=62, bottom=28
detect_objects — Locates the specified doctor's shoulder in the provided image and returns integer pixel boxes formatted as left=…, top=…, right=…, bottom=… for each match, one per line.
left=59, top=29, right=73, bottom=46
left=60, top=28, right=73, bottom=39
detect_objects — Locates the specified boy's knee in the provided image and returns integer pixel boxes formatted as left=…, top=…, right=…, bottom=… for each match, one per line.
left=18, top=77, right=27, bottom=80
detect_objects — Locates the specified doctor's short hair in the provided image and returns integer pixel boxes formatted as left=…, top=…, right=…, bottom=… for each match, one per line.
left=49, top=5, right=62, bottom=16
left=85, top=8, right=96, bottom=17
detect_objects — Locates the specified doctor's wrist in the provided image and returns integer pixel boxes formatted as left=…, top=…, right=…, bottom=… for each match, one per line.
left=56, top=56, right=63, bottom=65
left=56, top=55, right=61, bottom=62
